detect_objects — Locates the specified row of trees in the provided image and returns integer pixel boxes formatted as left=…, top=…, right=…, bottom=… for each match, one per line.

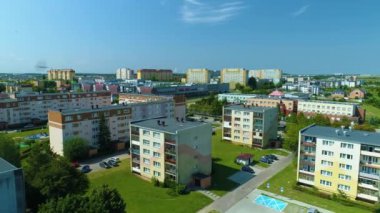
left=188, top=94, right=227, bottom=116
left=235, top=77, right=281, bottom=94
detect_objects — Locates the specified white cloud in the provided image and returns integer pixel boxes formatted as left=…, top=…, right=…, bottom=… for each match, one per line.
left=181, top=0, right=245, bottom=24
left=292, top=5, right=310, bottom=17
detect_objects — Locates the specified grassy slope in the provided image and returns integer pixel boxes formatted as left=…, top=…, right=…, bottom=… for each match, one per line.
left=88, top=159, right=212, bottom=213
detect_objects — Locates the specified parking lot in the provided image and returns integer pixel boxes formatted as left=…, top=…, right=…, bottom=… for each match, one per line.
left=78, top=150, right=130, bottom=173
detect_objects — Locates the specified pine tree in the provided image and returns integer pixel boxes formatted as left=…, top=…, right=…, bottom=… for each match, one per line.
left=98, top=114, right=112, bottom=153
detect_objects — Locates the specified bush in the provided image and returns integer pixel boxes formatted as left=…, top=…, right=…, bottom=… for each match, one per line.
left=151, top=177, right=160, bottom=187
left=63, top=137, right=89, bottom=161
left=166, top=187, right=178, bottom=197
left=163, top=179, right=176, bottom=188
left=176, top=184, right=188, bottom=195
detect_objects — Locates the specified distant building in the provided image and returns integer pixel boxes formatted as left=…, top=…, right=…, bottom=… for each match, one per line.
left=140, top=83, right=229, bottom=97
left=331, top=90, right=345, bottom=99
left=248, top=69, right=282, bottom=84
left=116, top=68, right=134, bottom=80
left=246, top=97, right=297, bottom=116
left=222, top=105, right=278, bottom=148
left=130, top=118, right=212, bottom=188
left=220, top=68, right=248, bottom=90
left=186, top=68, right=212, bottom=84
left=217, top=93, right=257, bottom=104
left=0, top=158, right=25, bottom=213
left=48, top=69, right=75, bottom=81
left=137, top=69, right=173, bottom=81
left=349, top=89, right=366, bottom=99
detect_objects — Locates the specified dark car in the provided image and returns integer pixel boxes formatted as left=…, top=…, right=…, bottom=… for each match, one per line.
left=266, top=154, right=278, bottom=161
left=107, top=160, right=118, bottom=167
left=260, top=156, right=272, bottom=164
left=81, top=165, right=91, bottom=173
left=241, top=165, right=255, bottom=174
left=99, top=161, right=111, bottom=169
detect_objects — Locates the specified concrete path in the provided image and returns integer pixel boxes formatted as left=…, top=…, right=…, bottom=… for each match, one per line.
left=198, top=153, right=294, bottom=213
left=78, top=150, right=130, bottom=172
left=197, top=189, right=221, bottom=201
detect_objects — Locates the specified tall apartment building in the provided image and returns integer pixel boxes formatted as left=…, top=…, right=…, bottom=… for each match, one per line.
left=186, top=68, right=212, bottom=84
left=48, top=99, right=175, bottom=155
left=130, top=118, right=212, bottom=187
left=297, top=125, right=380, bottom=202
left=116, top=68, right=134, bottom=80
left=47, top=69, right=75, bottom=81
left=246, top=96, right=297, bottom=116
left=0, top=158, right=25, bottom=213
left=248, top=69, right=282, bottom=84
left=220, top=68, right=248, bottom=90
left=0, top=91, right=111, bottom=129
left=297, top=100, right=365, bottom=123
left=137, top=69, right=173, bottom=81
left=222, top=105, right=278, bottom=148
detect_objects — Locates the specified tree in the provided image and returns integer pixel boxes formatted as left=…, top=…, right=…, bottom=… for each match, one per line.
left=63, top=137, right=89, bottom=161
left=0, top=83, right=5, bottom=92
left=247, top=77, right=257, bottom=90
left=0, top=134, right=20, bottom=167
left=98, top=114, right=112, bottom=153
left=38, top=194, right=87, bottom=213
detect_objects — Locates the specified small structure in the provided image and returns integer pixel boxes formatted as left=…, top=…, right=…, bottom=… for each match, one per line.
left=331, top=90, right=345, bottom=99
left=192, top=173, right=211, bottom=189
left=235, top=153, right=253, bottom=165
left=349, top=88, right=366, bottom=99
left=269, top=90, right=284, bottom=98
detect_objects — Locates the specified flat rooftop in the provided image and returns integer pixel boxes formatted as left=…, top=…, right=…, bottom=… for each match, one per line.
left=302, top=125, right=380, bottom=146
left=0, top=158, right=17, bottom=173
left=224, top=105, right=275, bottom=112
left=298, top=100, right=358, bottom=106
left=51, top=104, right=129, bottom=115
left=131, top=118, right=209, bottom=134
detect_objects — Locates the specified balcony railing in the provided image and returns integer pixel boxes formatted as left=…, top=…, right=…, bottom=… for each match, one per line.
left=302, top=141, right=316, bottom=147
left=165, top=148, right=176, bottom=155
left=165, top=158, right=176, bottom=164
left=131, top=149, right=140, bottom=155
left=165, top=139, right=176, bottom=145
left=131, top=130, right=139, bottom=135
left=301, top=160, right=315, bottom=166
left=132, top=158, right=140, bottom=164
left=359, top=172, right=380, bottom=180
left=165, top=168, right=176, bottom=175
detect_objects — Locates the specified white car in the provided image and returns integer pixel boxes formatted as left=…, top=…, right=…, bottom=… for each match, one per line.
left=109, top=157, right=120, bottom=162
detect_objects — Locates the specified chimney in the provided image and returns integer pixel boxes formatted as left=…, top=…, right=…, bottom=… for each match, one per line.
left=349, top=126, right=352, bottom=132
left=335, top=129, right=340, bottom=135
left=157, top=120, right=161, bottom=126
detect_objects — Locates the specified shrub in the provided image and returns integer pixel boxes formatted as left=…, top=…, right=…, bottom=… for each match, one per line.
left=163, top=179, right=175, bottom=188
left=176, top=184, right=187, bottom=195
left=151, top=177, right=160, bottom=187
left=166, top=187, right=178, bottom=197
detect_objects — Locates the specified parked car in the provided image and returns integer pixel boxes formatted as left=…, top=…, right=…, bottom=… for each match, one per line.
left=307, top=208, right=318, bottom=213
left=24, top=124, right=34, bottom=128
left=266, top=154, right=278, bottom=161
left=260, top=156, right=272, bottom=164
left=107, top=160, right=118, bottom=167
left=71, top=161, right=80, bottom=168
left=99, top=161, right=111, bottom=169
left=109, top=157, right=120, bottom=162
left=81, top=165, right=91, bottom=173
left=241, top=165, right=255, bottom=174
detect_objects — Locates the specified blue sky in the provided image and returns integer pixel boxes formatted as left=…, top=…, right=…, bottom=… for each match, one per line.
left=0, top=0, right=379, bottom=74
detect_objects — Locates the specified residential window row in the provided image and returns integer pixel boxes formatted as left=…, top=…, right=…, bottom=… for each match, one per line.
left=321, top=160, right=333, bottom=166
left=320, top=179, right=332, bottom=186
left=341, top=143, right=354, bottom=149
left=322, top=150, right=334, bottom=156
left=321, top=170, right=333, bottom=176
left=339, top=163, right=352, bottom=171
left=340, top=153, right=353, bottom=160
left=322, top=140, right=334, bottom=146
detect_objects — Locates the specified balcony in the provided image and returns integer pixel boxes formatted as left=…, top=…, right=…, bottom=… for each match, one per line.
left=131, top=149, right=140, bottom=155
left=357, top=193, right=379, bottom=202
left=132, top=167, right=141, bottom=173
left=358, top=183, right=379, bottom=191
left=301, top=151, right=316, bottom=156
left=359, top=172, right=380, bottom=180
left=165, top=138, right=176, bottom=145
left=302, top=141, right=316, bottom=147
left=299, top=169, right=315, bottom=176
left=165, top=157, right=176, bottom=165
left=165, top=148, right=176, bottom=155
left=361, top=161, right=380, bottom=169
left=300, top=160, right=315, bottom=166
left=132, top=158, right=140, bottom=164
left=298, top=178, right=315, bottom=186
left=165, top=167, right=176, bottom=175
left=224, top=115, right=231, bottom=122
left=131, top=130, right=139, bottom=136
left=131, top=135, right=140, bottom=142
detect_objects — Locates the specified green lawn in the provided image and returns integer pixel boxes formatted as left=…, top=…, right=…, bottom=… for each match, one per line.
left=259, top=162, right=374, bottom=213
left=7, top=128, right=48, bottom=140
left=210, top=129, right=289, bottom=196
left=362, top=104, right=380, bottom=120
left=88, top=159, right=212, bottom=213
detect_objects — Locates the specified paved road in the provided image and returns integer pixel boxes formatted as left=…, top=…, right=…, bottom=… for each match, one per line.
left=199, top=153, right=294, bottom=213
left=78, top=150, right=130, bottom=172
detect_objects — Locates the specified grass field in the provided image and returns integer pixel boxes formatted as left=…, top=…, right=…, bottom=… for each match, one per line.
left=259, top=162, right=374, bottom=213
left=88, top=159, right=212, bottom=213
left=210, top=129, right=289, bottom=196
left=7, top=128, right=48, bottom=140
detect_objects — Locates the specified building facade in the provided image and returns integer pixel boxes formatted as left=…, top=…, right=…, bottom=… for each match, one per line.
left=349, top=89, right=366, bottom=99
left=246, top=97, right=297, bottom=116
left=47, top=69, right=75, bottom=81
left=130, top=118, right=212, bottom=187
left=0, top=158, right=25, bottom=213
left=137, top=69, right=173, bottom=81
left=116, top=68, right=134, bottom=80
left=222, top=105, right=278, bottom=148
left=186, top=68, right=212, bottom=84
left=297, top=125, right=380, bottom=202
left=248, top=69, right=282, bottom=84
left=217, top=93, right=258, bottom=104
left=220, top=68, right=248, bottom=90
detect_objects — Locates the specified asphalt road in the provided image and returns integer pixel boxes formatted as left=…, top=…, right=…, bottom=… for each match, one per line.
left=78, top=150, right=130, bottom=173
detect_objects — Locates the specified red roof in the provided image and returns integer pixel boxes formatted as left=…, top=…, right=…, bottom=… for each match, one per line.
left=237, top=153, right=253, bottom=160
left=269, top=90, right=284, bottom=97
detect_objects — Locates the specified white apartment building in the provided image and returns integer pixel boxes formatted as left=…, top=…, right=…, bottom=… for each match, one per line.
left=186, top=68, right=212, bottom=84
left=217, top=93, right=257, bottom=104
left=116, top=68, right=134, bottom=80
left=220, top=68, right=248, bottom=89
left=0, top=91, right=111, bottom=129
left=298, top=125, right=380, bottom=202
left=248, top=69, right=282, bottom=84
left=222, top=105, right=278, bottom=148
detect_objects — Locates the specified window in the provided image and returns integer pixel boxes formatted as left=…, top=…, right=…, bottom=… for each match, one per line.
left=143, top=158, right=150, bottom=165
left=234, top=130, right=240, bottom=133
left=338, top=184, right=350, bottom=191
left=322, top=140, right=334, bottom=146
left=321, top=160, right=333, bottom=166
left=340, top=153, right=353, bottom=160
left=234, top=124, right=240, bottom=127
left=143, top=130, right=150, bottom=136
left=338, top=174, right=351, bottom=181
left=153, top=142, right=160, bottom=148
left=243, top=112, right=250, bottom=116
left=153, top=132, right=160, bottom=138
left=143, top=149, right=150, bottom=155
left=234, top=136, right=240, bottom=140
left=243, top=118, right=250, bottom=122
left=320, top=180, right=332, bottom=187
left=322, top=150, right=334, bottom=156
left=339, top=163, right=352, bottom=170
left=153, top=171, right=161, bottom=177
left=153, top=161, right=161, bottom=168
left=243, top=125, right=250, bottom=129
left=143, top=140, right=150, bottom=146
left=321, top=170, right=333, bottom=176
left=341, top=143, right=354, bottom=149
left=153, top=152, right=160, bottom=158
left=65, top=116, right=72, bottom=121
left=143, top=167, right=150, bottom=174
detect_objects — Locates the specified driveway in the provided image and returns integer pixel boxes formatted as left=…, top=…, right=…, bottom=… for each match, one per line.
left=198, top=153, right=294, bottom=213
left=78, top=150, right=130, bottom=173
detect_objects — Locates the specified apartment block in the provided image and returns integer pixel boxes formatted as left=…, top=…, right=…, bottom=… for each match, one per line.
left=186, top=68, right=212, bottom=84
left=246, top=97, right=297, bottom=116
left=0, top=158, right=25, bottom=213
left=217, top=93, right=258, bottom=104
left=222, top=105, right=278, bottom=148
left=248, top=69, right=282, bottom=84
left=297, top=100, right=365, bottom=123
left=47, top=69, right=75, bottom=81
left=116, top=68, right=134, bottom=80
left=297, top=125, right=380, bottom=202
left=48, top=99, right=175, bottom=155
left=130, top=118, right=212, bottom=187
left=220, top=68, right=248, bottom=90
left=0, top=91, right=111, bottom=129
left=137, top=69, right=173, bottom=81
